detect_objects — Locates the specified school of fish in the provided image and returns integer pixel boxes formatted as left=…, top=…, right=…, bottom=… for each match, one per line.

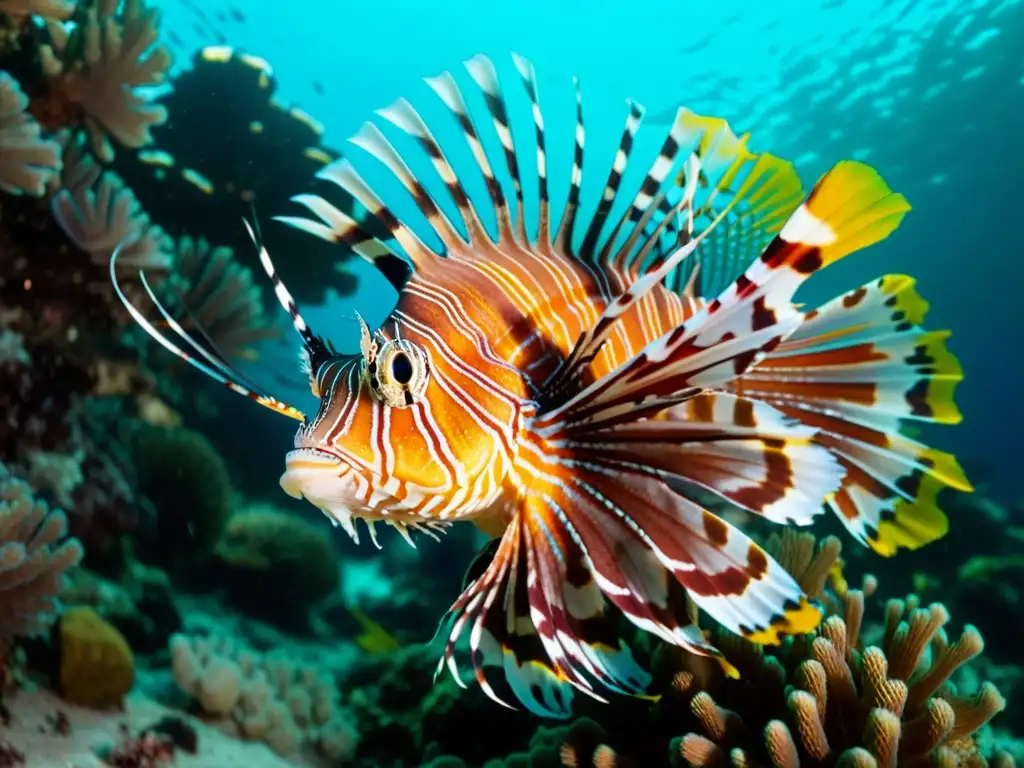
left=112, top=53, right=970, bottom=719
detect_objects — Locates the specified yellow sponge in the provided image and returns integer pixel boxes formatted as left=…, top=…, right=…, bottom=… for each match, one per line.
left=58, top=606, right=135, bottom=709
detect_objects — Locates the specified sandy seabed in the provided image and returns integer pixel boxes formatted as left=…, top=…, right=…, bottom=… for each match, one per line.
left=3, top=687, right=298, bottom=768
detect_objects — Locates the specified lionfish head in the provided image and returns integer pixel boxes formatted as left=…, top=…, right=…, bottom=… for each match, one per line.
left=110, top=220, right=509, bottom=549
left=280, top=311, right=459, bottom=544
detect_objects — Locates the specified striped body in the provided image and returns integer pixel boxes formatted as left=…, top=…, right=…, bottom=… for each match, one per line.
left=115, top=53, right=970, bottom=718
left=289, top=232, right=702, bottom=528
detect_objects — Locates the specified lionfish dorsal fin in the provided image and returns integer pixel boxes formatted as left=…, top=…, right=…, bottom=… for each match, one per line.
left=277, top=52, right=802, bottom=315
left=464, top=54, right=527, bottom=242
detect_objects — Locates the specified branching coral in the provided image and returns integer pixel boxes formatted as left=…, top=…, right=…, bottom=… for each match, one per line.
left=166, top=236, right=281, bottom=361
left=39, top=0, right=172, bottom=161
left=0, top=71, right=61, bottom=196
left=485, top=718, right=626, bottom=767
left=169, top=633, right=357, bottom=760
left=0, top=460, right=83, bottom=638
left=665, top=531, right=1008, bottom=768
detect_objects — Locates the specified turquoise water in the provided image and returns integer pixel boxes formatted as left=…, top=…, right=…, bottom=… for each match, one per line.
left=161, top=0, right=1023, bottom=490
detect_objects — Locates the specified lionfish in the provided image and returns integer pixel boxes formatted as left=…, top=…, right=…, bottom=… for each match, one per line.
left=113, top=54, right=970, bottom=718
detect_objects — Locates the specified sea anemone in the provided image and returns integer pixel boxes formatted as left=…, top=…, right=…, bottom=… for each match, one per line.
left=39, top=0, right=172, bottom=162
left=0, top=71, right=61, bottom=196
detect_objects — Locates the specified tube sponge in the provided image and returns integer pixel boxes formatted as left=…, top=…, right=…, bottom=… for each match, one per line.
left=0, top=461, right=84, bottom=639
left=168, top=633, right=358, bottom=760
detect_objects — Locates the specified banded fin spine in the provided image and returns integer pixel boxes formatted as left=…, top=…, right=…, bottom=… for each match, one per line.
left=109, top=241, right=307, bottom=422
left=560, top=392, right=843, bottom=525
left=276, top=52, right=802, bottom=315
left=537, top=161, right=911, bottom=435
left=437, top=505, right=656, bottom=718
left=541, top=138, right=803, bottom=404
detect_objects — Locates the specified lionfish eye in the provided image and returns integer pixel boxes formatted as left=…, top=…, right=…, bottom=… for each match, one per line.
left=390, top=352, right=413, bottom=384
left=368, top=339, right=429, bottom=408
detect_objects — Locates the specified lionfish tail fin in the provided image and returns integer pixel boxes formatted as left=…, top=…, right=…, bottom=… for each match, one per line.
left=736, top=273, right=969, bottom=556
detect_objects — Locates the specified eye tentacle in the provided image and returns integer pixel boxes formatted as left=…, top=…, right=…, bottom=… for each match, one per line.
left=355, top=310, right=378, bottom=366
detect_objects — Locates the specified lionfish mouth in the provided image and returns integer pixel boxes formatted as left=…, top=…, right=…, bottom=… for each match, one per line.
left=280, top=447, right=349, bottom=499
left=279, top=448, right=450, bottom=549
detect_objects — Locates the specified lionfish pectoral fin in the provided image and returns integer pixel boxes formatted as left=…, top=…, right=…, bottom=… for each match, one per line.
left=564, top=391, right=843, bottom=526
left=735, top=273, right=969, bottom=556
left=439, top=499, right=665, bottom=717
left=436, top=513, right=575, bottom=718
left=537, top=160, right=911, bottom=436
left=540, top=462, right=822, bottom=648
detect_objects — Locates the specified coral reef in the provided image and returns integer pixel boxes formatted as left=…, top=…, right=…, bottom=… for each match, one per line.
left=37, top=0, right=173, bottom=161
left=0, top=2, right=1019, bottom=767
left=0, top=70, right=60, bottom=196
left=169, top=632, right=358, bottom=761
left=0, top=461, right=83, bottom=638
left=327, top=531, right=1017, bottom=768
left=663, top=532, right=1008, bottom=768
